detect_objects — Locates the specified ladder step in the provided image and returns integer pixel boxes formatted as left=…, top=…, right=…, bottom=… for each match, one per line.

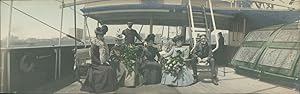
left=195, top=30, right=206, bottom=32
left=193, top=19, right=205, bottom=22
left=191, top=28, right=207, bottom=32
left=192, top=12, right=203, bottom=15
left=194, top=23, right=205, bottom=25
left=192, top=10, right=207, bottom=12
left=194, top=16, right=204, bottom=18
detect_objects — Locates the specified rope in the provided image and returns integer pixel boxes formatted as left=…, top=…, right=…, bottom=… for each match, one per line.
left=135, top=25, right=144, bottom=42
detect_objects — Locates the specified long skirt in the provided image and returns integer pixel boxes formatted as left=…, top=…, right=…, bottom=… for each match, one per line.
left=141, top=60, right=162, bottom=85
left=121, top=62, right=143, bottom=87
left=80, top=65, right=118, bottom=93
left=110, top=60, right=127, bottom=86
left=161, top=66, right=194, bottom=86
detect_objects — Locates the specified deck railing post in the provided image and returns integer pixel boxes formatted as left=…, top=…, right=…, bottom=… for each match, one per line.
left=6, top=0, right=14, bottom=92
left=58, top=0, right=65, bottom=80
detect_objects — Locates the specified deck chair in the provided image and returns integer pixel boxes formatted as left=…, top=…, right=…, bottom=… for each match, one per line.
left=74, top=47, right=91, bottom=85
left=195, top=57, right=218, bottom=80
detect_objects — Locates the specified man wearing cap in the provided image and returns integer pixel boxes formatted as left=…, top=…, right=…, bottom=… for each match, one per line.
left=81, top=25, right=118, bottom=93
left=191, top=34, right=218, bottom=85
left=122, top=22, right=144, bottom=45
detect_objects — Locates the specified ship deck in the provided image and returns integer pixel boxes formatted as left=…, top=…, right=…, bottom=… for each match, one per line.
left=25, top=67, right=298, bottom=94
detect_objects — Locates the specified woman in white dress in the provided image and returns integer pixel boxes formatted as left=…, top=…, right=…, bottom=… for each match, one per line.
left=161, top=35, right=195, bottom=86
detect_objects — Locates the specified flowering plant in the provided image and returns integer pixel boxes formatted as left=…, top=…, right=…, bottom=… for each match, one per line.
left=164, top=50, right=185, bottom=78
left=121, top=45, right=138, bottom=73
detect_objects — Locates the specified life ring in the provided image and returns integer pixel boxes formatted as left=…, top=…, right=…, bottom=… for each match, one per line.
left=19, top=55, right=35, bottom=72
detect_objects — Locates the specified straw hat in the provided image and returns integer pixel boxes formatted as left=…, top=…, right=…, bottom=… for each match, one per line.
left=115, top=34, right=125, bottom=40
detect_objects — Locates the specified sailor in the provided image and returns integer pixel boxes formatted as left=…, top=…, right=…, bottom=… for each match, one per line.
left=122, top=22, right=144, bottom=45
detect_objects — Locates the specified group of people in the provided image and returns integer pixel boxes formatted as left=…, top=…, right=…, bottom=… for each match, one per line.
left=80, top=22, right=221, bottom=93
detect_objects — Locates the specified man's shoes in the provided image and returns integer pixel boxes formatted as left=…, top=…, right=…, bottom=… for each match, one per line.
left=212, top=78, right=219, bottom=85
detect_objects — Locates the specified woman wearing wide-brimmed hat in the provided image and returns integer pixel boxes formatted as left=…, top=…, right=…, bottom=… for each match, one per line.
left=109, top=33, right=127, bottom=86
left=161, top=35, right=194, bottom=87
left=80, top=25, right=118, bottom=93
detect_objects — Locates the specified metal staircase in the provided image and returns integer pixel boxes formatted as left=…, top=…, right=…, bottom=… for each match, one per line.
left=187, top=0, right=226, bottom=77
left=187, top=0, right=212, bottom=54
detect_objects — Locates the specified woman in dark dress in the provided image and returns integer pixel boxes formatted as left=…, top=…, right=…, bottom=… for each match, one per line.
left=80, top=25, right=118, bottom=93
left=141, top=34, right=162, bottom=85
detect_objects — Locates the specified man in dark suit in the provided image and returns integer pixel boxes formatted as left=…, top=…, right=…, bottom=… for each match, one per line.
left=122, top=22, right=143, bottom=45
left=192, top=34, right=218, bottom=85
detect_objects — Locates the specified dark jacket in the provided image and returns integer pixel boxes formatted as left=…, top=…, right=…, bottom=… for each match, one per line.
left=122, top=28, right=143, bottom=45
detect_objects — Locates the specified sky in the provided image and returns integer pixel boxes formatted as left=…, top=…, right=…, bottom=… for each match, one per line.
left=1, top=0, right=98, bottom=40
left=1, top=0, right=228, bottom=42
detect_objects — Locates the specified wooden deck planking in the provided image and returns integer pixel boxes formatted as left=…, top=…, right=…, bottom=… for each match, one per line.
left=54, top=67, right=298, bottom=94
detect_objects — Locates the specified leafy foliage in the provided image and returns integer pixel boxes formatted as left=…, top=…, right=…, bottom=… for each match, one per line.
left=121, top=45, right=138, bottom=74
left=164, top=50, right=185, bottom=78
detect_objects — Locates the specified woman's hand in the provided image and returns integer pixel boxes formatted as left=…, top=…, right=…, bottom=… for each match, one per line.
left=143, top=41, right=148, bottom=46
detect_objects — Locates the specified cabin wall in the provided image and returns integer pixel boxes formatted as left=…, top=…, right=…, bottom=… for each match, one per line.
left=232, top=22, right=300, bottom=85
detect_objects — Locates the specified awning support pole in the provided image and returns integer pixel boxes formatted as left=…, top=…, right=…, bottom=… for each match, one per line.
left=6, top=0, right=13, bottom=92
left=74, top=0, right=77, bottom=47
left=150, top=16, right=153, bottom=34
left=58, top=0, right=64, bottom=80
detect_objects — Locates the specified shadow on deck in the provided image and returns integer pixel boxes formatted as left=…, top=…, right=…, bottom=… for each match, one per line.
left=22, top=67, right=299, bottom=94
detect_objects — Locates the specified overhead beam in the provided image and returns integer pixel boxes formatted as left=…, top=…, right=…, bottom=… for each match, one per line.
left=60, top=0, right=109, bottom=8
